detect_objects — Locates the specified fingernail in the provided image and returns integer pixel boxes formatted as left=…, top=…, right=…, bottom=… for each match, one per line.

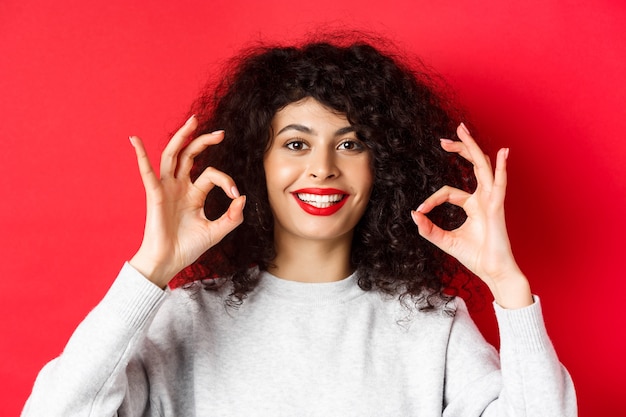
left=411, top=210, right=421, bottom=226
left=460, top=122, right=470, bottom=135
left=416, top=203, right=425, bottom=212
left=440, top=138, right=454, bottom=144
left=505, top=148, right=510, bottom=159
left=231, top=186, right=240, bottom=198
left=129, top=136, right=135, bottom=147
left=185, top=114, right=196, bottom=124
left=211, top=130, right=225, bottom=135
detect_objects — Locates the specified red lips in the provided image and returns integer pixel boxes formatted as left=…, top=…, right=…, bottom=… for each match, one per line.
left=292, top=188, right=350, bottom=216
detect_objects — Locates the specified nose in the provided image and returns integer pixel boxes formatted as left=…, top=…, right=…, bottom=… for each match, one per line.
left=308, top=148, right=338, bottom=180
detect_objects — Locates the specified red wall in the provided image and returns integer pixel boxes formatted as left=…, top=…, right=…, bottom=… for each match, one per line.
left=1, top=1, right=624, bottom=415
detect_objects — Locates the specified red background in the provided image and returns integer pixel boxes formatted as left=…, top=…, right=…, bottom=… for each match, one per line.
left=1, top=1, right=624, bottom=415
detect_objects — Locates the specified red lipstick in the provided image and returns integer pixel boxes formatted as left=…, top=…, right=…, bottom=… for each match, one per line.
left=292, top=188, right=350, bottom=216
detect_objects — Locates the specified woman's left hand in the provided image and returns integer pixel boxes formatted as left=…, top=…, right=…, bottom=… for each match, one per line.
left=411, top=123, right=533, bottom=308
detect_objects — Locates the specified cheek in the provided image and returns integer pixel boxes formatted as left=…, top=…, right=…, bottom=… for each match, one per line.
left=354, top=160, right=375, bottom=193
left=263, top=159, right=277, bottom=188
left=265, top=160, right=298, bottom=191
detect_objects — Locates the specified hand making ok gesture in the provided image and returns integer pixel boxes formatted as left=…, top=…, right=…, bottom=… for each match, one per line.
left=411, top=124, right=533, bottom=309
left=129, top=116, right=246, bottom=288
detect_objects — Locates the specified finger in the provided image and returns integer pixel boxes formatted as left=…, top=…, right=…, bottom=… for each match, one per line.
left=193, top=166, right=240, bottom=199
left=415, top=185, right=472, bottom=214
left=160, top=115, right=198, bottom=179
left=207, top=195, right=246, bottom=243
left=439, top=139, right=472, bottom=162
left=456, top=123, right=495, bottom=188
left=485, top=154, right=493, bottom=171
left=411, top=210, right=455, bottom=254
left=440, top=127, right=494, bottom=188
left=440, top=138, right=492, bottom=180
left=129, top=135, right=160, bottom=193
left=492, top=147, right=509, bottom=206
left=175, top=130, right=225, bottom=179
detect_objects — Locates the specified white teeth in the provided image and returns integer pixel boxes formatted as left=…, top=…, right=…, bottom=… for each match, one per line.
left=297, top=193, right=344, bottom=208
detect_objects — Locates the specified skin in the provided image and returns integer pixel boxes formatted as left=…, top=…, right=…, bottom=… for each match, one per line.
left=129, top=111, right=533, bottom=309
left=264, top=98, right=373, bottom=282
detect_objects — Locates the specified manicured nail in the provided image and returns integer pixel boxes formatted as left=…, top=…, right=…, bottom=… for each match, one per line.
left=440, top=138, right=454, bottom=144
left=185, top=114, right=196, bottom=124
left=129, top=136, right=136, bottom=147
left=231, top=186, right=240, bottom=198
left=504, top=148, right=510, bottom=159
left=211, top=130, right=225, bottom=135
left=460, top=122, right=470, bottom=135
left=416, top=203, right=425, bottom=212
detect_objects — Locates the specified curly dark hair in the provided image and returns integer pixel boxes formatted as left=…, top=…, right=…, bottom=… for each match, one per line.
left=171, top=34, right=479, bottom=310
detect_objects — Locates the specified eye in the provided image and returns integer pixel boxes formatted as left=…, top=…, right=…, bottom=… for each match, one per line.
left=337, top=140, right=364, bottom=151
left=285, top=140, right=309, bottom=151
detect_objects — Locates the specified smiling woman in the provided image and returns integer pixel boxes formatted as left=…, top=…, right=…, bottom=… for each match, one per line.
left=264, top=98, right=374, bottom=282
left=184, top=40, right=476, bottom=305
left=21, top=35, right=577, bottom=416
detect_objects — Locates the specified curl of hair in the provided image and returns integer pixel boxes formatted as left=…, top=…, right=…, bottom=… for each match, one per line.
left=171, top=33, right=479, bottom=311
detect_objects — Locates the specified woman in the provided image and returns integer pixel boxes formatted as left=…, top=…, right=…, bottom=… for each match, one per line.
left=22, top=38, right=576, bottom=416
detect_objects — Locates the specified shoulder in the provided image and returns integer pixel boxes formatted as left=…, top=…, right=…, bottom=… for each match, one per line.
left=156, top=280, right=228, bottom=321
left=366, top=290, right=461, bottom=334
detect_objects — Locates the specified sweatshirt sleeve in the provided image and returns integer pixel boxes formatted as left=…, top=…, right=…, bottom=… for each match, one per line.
left=21, top=263, right=168, bottom=417
left=443, top=297, right=577, bottom=417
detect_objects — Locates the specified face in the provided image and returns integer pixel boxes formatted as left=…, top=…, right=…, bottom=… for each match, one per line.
left=263, top=97, right=373, bottom=246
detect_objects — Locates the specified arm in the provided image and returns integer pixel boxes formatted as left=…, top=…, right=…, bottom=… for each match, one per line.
left=442, top=296, right=576, bottom=417
left=22, top=116, right=245, bottom=416
left=21, top=264, right=166, bottom=417
left=411, top=123, right=576, bottom=415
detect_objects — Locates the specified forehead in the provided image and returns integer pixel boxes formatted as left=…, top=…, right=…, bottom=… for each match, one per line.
left=271, top=98, right=350, bottom=132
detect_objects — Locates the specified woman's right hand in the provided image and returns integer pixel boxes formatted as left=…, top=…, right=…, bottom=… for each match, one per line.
left=128, top=116, right=245, bottom=288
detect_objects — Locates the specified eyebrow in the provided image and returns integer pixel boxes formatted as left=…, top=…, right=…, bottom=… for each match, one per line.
left=276, top=124, right=356, bottom=136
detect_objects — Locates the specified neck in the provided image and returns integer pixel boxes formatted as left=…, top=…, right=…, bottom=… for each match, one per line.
left=268, top=232, right=354, bottom=283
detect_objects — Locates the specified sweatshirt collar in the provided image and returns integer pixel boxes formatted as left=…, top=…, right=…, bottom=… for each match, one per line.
left=257, top=270, right=364, bottom=305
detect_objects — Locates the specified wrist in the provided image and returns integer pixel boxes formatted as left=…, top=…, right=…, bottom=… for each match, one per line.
left=129, top=252, right=174, bottom=289
left=487, top=270, right=534, bottom=309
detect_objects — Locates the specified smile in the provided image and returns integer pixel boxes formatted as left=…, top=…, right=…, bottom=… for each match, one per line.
left=296, top=193, right=345, bottom=208
left=292, top=188, right=350, bottom=216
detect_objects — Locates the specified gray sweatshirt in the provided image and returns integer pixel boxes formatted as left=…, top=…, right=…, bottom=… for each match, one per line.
left=22, top=263, right=577, bottom=416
